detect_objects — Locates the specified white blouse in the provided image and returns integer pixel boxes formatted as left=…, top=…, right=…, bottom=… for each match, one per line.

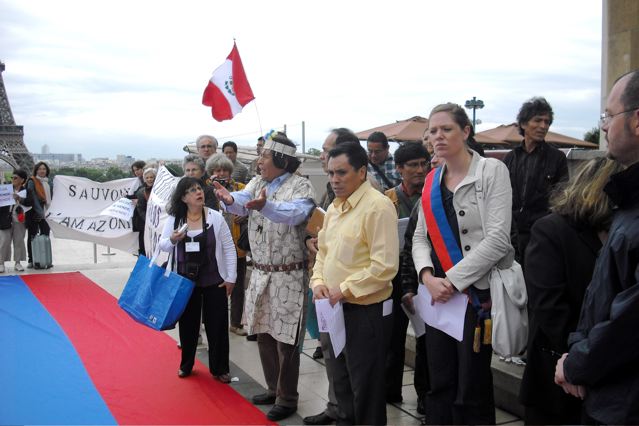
left=158, top=207, right=237, bottom=284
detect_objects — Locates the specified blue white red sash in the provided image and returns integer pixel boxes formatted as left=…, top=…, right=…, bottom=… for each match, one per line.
left=421, top=167, right=463, bottom=272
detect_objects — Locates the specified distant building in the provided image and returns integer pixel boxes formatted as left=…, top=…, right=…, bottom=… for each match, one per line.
left=41, top=144, right=50, bottom=154
left=116, top=155, right=135, bottom=167
left=31, top=152, right=83, bottom=165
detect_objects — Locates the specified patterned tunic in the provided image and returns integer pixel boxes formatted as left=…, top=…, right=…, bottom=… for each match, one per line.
left=244, top=174, right=315, bottom=345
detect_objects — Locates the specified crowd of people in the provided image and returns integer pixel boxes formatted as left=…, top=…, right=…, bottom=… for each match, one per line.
left=146, top=70, right=639, bottom=425
left=0, top=161, right=52, bottom=272
left=7, top=68, right=639, bottom=425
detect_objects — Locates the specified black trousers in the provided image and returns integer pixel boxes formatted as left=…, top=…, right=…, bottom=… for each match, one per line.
left=27, top=218, right=50, bottom=264
left=178, top=285, right=229, bottom=376
left=424, top=288, right=495, bottom=425
left=230, top=257, right=247, bottom=327
left=385, top=275, right=409, bottom=402
left=414, top=334, right=429, bottom=405
left=324, top=301, right=393, bottom=425
left=137, top=228, right=145, bottom=256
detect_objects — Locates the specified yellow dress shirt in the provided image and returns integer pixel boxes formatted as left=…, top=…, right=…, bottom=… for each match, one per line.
left=311, top=180, right=399, bottom=305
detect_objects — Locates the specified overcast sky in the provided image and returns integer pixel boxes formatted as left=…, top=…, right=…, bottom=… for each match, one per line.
left=1, top=0, right=602, bottom=160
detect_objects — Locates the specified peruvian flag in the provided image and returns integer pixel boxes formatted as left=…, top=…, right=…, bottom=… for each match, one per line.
left=202, top=43, right=255, bottom=121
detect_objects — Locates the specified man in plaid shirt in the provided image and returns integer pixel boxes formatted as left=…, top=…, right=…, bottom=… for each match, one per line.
left=366, top=131, right=402, bottom=191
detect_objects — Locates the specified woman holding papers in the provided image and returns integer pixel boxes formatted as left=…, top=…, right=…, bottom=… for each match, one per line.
left=412, top=103, right=513, bottom=425
left=158, top=177, right=236, bottom=383
left=0, top=169, right=31, bottom=272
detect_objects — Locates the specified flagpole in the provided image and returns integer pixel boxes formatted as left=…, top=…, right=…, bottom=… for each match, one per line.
left=253, top=100, right=264, bottom=137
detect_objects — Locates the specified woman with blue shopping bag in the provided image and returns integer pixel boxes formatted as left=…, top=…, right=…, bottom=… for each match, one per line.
left=158, top=177, right=237, bottom=383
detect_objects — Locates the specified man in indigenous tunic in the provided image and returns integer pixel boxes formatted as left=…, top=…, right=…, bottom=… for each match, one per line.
left=214, top=131, right=315, bottom=422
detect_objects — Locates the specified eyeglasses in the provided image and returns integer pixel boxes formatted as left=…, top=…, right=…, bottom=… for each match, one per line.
left=11, top=176, right=19, bottom=180
left=198, top=144, right=214, bottom=149
left=185, top=186, right=203, bottom=194
left=403, top=160, right=429, bottom=169
left=600, top=107, right=639, bottom=125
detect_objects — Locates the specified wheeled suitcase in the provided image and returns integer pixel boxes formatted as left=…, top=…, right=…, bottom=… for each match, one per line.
left=31, top=234, right=53, bottom=269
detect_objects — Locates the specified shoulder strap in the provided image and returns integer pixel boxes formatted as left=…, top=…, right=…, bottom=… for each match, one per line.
left=395, top=186, right=413, bottom=215
left=474, top=158, right=487, bottom=237
left=369, top=161, right=394, bottom=189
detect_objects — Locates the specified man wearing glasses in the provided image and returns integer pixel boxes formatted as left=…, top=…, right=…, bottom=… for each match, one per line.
left=554, top=70, right=639, bottom=425
left=196, top=134, right=218, bottom=163
left=383, top=142, right=431, bottom=412
left=367, top=131, right=402, bottom=191
left=503, top=97, right=568, bottom=267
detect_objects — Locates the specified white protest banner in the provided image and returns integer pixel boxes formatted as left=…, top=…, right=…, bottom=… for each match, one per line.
left=48, top=175, right=139, bottom=218
left=143, top=165, right=179, bottom=262
left=0, top=184, right=15, bottom=207
left=100, top=198, right=135, bottom=221
left=47, top=175, right=140, bottom=252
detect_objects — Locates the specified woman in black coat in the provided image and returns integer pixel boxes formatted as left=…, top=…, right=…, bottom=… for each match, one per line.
left=519, top=157, right=622, bottom=425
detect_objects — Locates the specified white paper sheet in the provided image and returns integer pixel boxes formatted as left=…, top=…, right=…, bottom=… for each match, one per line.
left=315, top=298, right=333, bottom=333
left=314, top=298, right=346, bottom=357
left=328, top=302, right=346, bottom=357
left=99, top=197, right=135, bottom=220
left=414, top=285, right=468, bottom=341
left=382, top=298, right=393, bottom=316
left=0, top=184, right=15, bottom=207
left=401, top=303, right=426, bottom=338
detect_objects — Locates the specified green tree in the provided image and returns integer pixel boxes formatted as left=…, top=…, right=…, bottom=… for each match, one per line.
left=105, top=166, right=128, bottom=181
left=306, top=148, right=321, bottom=156
left=584, top=127, right=600, bottom=145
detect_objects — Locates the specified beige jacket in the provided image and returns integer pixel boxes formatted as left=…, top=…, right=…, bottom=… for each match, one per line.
left=412, top=151, right=513, bottom=291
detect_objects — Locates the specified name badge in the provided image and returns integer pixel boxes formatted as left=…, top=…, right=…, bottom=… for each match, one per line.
left=185, top=242, right=200, bottom=252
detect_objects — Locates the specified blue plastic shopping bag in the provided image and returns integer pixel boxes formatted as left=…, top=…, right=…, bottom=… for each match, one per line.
left=118, top=253, right=194, bottom=331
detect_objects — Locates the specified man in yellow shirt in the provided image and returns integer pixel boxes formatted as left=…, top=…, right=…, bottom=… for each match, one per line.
left=311, top=141, right=399, bottom=425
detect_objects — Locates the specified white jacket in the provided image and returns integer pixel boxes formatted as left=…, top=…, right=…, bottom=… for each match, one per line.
left=158, top=207, right=237, bottom=284
left=412, top=151, right=513, bottom=291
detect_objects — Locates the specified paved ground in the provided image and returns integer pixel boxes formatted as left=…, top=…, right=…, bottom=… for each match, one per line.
left=6, top=234, right=522, bottom=425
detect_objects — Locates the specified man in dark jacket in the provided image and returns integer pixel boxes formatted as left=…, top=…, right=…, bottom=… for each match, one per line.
left=504, top=97, right=568, bottom=266
left=554, top=69, right=639, bottom=425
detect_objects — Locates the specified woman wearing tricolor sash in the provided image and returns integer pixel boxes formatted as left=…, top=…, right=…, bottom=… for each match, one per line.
left=412, top=103, right=513, bottom=425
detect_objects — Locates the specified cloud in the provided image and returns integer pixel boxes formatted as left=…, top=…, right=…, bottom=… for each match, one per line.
left=1, top=0, right=604, bottom=158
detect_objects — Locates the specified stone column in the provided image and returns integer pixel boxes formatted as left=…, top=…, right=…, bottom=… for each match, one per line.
left=601, top=0, right=639, bottom=149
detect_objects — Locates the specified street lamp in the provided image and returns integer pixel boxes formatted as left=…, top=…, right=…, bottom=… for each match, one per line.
left=464, top=97, right=485, bottom=129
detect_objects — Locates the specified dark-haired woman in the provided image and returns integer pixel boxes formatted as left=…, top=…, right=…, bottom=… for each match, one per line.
left=26, top=162, right=52, bottom=268
left=129, top=160, right=146, bottom=252
left=0, top=169, right=31, bottom=272
left=158, top=177, right=236, bottom=382
left=520, top=157, right=623, bottom=425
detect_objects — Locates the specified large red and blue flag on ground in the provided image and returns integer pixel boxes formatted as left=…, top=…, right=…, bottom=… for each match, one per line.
left=0, top=272, right=270, bottom=425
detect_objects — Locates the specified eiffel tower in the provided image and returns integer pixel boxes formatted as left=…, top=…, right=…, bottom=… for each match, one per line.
left=0, top=61, right=34, bottom=172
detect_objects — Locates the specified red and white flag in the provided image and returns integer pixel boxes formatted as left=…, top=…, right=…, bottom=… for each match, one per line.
left=202, top=43, right=255, bottom=121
